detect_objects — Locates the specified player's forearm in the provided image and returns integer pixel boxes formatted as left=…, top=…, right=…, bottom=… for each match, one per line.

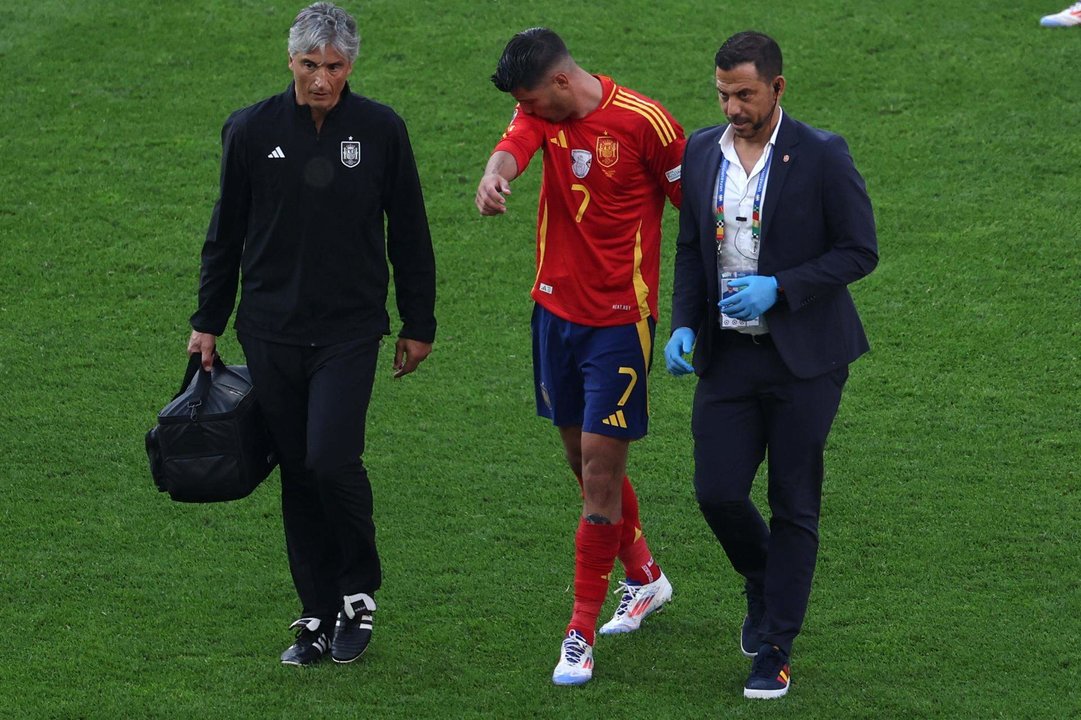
left=483, top=150, right=519, bottom=183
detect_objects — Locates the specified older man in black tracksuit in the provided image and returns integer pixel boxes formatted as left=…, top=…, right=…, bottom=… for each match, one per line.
left=187, top=2, right=435, bottom=667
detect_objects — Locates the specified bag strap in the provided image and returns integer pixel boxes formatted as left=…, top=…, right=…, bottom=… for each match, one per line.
left=177, top=353, right=226, bottom=399
left=180, top=353, right=228, bottom=421
left=178, top=353, right=204, bottom=397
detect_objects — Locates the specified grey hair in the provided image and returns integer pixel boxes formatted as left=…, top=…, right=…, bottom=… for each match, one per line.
left=288, top=3, right=360, bottom=62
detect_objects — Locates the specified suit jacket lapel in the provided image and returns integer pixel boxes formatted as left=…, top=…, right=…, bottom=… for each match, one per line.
left=761, top=114, right=798, bottom=241
left=698, top=130, right=723, bottom=297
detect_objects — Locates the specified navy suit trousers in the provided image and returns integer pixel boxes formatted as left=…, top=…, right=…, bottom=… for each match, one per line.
left=691, top=330, right=847, bottom=655
left=239, top=334, right=382, bottom=625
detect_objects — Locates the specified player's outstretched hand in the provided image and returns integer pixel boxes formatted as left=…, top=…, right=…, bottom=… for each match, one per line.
left=718, top=275, right=778, bottom=320
left=664, top=327, right=696, bottom=376
left=393, top=337, right=432, bottom=378
left=475, top=173, right=512, bottom=215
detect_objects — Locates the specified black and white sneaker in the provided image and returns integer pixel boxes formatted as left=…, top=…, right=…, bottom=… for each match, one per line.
left=331, top=592, right=375, bottom=664
left=280, top=617, right=330, bottom=666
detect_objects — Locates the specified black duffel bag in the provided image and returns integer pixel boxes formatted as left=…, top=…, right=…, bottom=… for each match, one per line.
left=146, top=354, right=276, bottom=502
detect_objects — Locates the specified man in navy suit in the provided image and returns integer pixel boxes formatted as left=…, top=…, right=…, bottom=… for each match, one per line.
left=665, top=31, right=877, bottom=699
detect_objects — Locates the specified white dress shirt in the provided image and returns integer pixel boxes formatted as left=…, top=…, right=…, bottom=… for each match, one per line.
left=716, top=106, right=784, bottom=334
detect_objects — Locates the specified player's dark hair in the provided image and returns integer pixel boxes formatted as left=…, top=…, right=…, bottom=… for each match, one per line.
left=491, top=27, right=570, bottom=92
left=714, top=31, right=783, bottom=82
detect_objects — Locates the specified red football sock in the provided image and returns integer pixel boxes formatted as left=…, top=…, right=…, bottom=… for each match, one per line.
left=566, top=517, right=622, bottom=645
left=618, top=476, right=661, bottom=585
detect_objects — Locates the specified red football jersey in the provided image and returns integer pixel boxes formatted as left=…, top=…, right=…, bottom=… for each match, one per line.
left=494, top=76, right=685, bottom=327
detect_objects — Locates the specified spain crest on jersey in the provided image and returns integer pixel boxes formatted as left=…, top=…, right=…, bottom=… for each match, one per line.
left=341, top=137, right=361, bottom=168
left=571, top=149, right=592, bottom=178
left=596, top=136, right=619, bottom=168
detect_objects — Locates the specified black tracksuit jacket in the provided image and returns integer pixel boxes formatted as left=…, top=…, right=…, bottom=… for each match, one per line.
left=191, top=82, right=436, bottom=346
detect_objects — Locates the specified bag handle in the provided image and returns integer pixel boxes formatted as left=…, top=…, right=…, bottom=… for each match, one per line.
left=178, top=353, right=204, bottom=396
left=179, top=353, right=227, bottom=420
left=178, top=353, right=229, bottom=394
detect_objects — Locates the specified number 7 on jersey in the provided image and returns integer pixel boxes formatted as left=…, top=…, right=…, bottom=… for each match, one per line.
left=571, top=183, right=591, bottom=223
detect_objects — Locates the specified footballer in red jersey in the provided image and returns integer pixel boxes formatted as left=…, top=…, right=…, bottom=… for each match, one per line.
left=475, top=27, right=684, bottom=686
left=494, top=74, right=683, bottom=327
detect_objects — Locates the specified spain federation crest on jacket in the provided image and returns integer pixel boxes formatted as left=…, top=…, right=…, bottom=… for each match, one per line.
left=341, top=137, right=361, bottom=168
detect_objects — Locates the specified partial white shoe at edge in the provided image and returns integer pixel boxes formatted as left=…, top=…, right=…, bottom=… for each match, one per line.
left=1040, top=3, right=1081, bottom=26
left=598, top=572, right=673, bottom=635
left=552, top=630, right=594, bottom=686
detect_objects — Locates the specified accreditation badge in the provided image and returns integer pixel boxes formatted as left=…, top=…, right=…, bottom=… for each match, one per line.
left=734, top=231, right=760, bottom=260
left=720, top=271, right=761, bottom=328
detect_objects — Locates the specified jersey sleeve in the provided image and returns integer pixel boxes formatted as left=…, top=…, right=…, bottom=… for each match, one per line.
left=641, top=104, right=686, bottom=210
left=492, top=106, right=546, bottom=176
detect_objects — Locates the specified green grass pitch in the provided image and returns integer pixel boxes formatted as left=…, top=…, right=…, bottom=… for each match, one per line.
left=1, top=1, right=1078, bottom=717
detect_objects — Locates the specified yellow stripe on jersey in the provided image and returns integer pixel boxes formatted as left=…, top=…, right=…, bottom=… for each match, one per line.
left=601, top=82, right=620, bottom=109
left=612, top=98, right=673, bottom=146
left=612, top=91, right=677, bottom=145
left=617, top=90, right=678, bottom=143
left=631, top=220, right=651, bottom=321
left=631, top=221, right=654, bottom=412
left=535, top=202, right=549, bottom=288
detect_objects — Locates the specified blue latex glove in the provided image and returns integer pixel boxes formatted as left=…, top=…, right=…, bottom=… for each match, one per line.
left=664, top=327, right=696, bottom=376
left=718, top=275, right=778, bottom=321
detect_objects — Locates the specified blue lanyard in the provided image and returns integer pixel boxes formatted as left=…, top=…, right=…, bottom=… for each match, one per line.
left=715, top=146, right=773, bottom=255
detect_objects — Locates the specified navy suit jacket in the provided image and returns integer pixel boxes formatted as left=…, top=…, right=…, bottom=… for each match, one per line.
left=671, top=113, right=878, bottom=379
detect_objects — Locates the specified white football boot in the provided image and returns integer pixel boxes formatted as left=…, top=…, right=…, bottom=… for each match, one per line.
left=1040, top=3, right=1081, bottom=26
left=598, top=572, right=673, bottom=635
left=552, top=630, right=594, bottom=686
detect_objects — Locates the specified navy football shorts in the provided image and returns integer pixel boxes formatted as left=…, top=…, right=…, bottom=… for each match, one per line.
left=531, top=303, right=655, bottom=440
